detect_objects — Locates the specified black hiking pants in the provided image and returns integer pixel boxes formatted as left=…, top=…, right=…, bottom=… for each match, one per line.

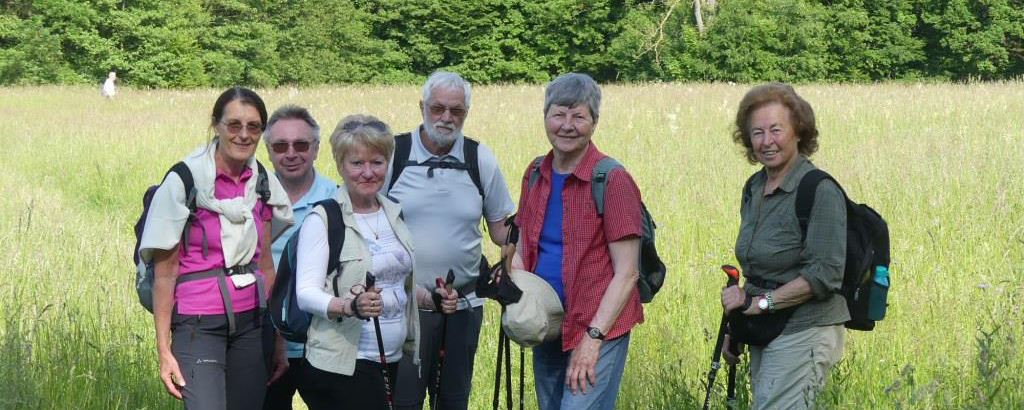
left=171, top=307, right=266, bottom=410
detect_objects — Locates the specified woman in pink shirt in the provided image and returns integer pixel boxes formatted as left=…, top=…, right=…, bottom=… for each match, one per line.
left=140, top=87, right=294, bottom=409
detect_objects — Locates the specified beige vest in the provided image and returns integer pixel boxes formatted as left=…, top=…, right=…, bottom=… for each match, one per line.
left=304, top=188, right=419, bottom=375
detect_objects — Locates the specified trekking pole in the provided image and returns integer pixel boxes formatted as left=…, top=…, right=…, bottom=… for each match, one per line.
left=702, top=264, right=740, bottom=410
left=431, top=269, right=456, bottom=410
left=365, top=272, right=395, bottom=410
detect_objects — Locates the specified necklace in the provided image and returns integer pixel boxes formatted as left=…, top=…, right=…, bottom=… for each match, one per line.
left=359, top=210, right=384, bottom=240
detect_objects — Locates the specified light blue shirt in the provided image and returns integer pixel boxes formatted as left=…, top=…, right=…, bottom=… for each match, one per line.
left=270, top=169, right=338, bottom=358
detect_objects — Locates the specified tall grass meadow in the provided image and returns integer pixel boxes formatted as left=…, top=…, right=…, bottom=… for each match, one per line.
left=0, top=83, right=1021, bottom=409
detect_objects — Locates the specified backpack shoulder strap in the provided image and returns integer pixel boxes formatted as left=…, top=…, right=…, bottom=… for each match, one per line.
left=316, top=199, right=346, bottom=275
left=527, top=155, right=545, bottom=191
left=255, top=161, right=271, bottom=203
left=168, top=161, right=195, bottom=209
left=389, top=133, right=413, bottom=193
left=795, top=169, right=848, bottom=241
left=462, top=137, right=484, bottom=198
left=591, top=157, right=622, bottom=216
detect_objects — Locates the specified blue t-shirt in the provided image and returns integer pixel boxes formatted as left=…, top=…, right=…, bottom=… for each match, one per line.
left=535, top=171, right=567, bottom=305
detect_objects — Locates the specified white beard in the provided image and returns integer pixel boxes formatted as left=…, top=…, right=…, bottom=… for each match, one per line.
left=423, top=120, right=462, bottom=149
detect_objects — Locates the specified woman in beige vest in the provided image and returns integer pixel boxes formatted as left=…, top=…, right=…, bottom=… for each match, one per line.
left=293, top=115, right=456, bottom=410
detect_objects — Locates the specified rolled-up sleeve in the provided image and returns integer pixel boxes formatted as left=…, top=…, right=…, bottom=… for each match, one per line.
left=798, top=180, right=847, bottom=299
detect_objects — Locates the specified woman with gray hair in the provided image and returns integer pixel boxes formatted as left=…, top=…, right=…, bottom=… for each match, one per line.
left=293, top=115, right=457, bottom=409
left=511, top=73, right=645, bottom=410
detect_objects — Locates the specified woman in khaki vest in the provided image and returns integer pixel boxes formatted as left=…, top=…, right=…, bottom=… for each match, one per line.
left=293, top=115, right=456, bottom=410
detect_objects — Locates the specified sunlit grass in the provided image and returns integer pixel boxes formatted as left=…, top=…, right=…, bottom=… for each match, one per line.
left=0, top=83, right=1021, bottom=409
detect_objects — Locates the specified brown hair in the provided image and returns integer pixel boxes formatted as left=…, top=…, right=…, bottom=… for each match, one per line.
left=732, top=83, right=818, bottom=164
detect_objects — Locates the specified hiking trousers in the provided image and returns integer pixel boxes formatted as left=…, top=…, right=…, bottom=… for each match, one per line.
left=532, top=332, right=630, bottom=410
left=298, top=358, right=399, bottom=410
left=171, top=307, right=266, bottom=410
left=749, top=324, right=845, bottom=410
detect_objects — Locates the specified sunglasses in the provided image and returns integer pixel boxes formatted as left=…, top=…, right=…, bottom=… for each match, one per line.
left=221, top=121, right=263, bottom=135
left=342, top=120, right=389, bottom=133
left=427, top=104, right=467, bottom=118
left=270, top=140, right=313, bottom=153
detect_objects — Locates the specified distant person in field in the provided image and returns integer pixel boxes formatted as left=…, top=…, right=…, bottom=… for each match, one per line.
left=389, top=70, right=516, bottom=410
left=721, top=83, right=847, bottom=410
left=508, top=72, right=644, bottom=410
left=139, top=86, right=294, bottom=409
left=260, top=105, right=336, bottom=410
left=101, top=71, right=116, bottom=98
left=293, top=115, right=456, bottom=409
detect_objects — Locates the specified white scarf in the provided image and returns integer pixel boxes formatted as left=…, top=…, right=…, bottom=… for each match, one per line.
left=183, top=141, right=293, bottom=285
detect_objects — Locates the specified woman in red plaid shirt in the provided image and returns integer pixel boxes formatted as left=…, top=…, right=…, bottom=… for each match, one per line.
left=511, top=73, right=645, bottom=410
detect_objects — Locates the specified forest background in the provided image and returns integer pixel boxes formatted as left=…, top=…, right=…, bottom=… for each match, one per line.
left=1, top=0, right=1023, bottom=87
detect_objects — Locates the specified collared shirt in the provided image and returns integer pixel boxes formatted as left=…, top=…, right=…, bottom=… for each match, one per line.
left=735, top=155, right=849, bottom=334
left=515, top=142, right=644, bottom=352
left=269, top=169, right=337, bottom=358
left=175, top=167, right=271, bottom=315
left=384, top=126, right=516, bottom=310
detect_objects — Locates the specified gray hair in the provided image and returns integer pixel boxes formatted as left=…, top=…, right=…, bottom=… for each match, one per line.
left=544, top=73, right=601, bottom=121
left=263, top=104, right=321, bottom=143
left=422, top=70, right=472, bottom=107
left=329, top=115, right=395, bottom=176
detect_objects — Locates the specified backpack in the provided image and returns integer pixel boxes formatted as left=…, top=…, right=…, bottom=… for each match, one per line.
left=742, top=169, right=891, bottom=331
left=267, top=199, right=346, bottom=343
left=388, top=133, right=484, bottom=198
left=133, top=161, right=270, bottom=313
left=527, top=156, right=667, bottom=303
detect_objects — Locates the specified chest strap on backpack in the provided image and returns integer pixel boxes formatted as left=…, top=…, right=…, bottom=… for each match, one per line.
left=177, top=261, right=263, bottom=334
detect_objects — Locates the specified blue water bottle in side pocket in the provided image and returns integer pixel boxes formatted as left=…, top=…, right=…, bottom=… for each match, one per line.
left=868, top=265, right=889, bottom=321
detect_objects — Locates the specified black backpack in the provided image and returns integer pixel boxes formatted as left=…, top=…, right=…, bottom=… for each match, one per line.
left=527, top=156, right=667, bottom=303
left=132, top=161, right=270, bottom=313
left=743, top=169, right=891, bottom=331
left=267, top=199, right=346, bottom=343
left=388, top=133, right=484, bottom=198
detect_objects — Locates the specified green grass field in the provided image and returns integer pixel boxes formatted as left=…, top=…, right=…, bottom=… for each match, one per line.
left=1, top=83, right=1022, bottom=409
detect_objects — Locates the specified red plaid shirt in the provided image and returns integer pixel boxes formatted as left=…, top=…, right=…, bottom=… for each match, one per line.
left=515, top=142, right=644, bottom=351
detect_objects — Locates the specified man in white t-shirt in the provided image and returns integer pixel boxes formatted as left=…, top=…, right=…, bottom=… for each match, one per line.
left=260, top=104, right=337, bottom=410
left=387, top=71, right=516, bottom=410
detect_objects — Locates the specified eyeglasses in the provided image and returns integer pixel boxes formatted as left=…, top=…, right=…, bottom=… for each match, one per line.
left=270, top=140, right=313, bottom=153
left=342, top=120, right=389, bottom=133
left=427, top=104, right=467, bottom=118
left=221, top=120, right=263, bottom=135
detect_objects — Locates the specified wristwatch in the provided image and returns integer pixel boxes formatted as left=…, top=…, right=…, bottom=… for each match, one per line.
left=758, top=293, right=775, bottom=312
left=586, top=326, right=606, bottom=340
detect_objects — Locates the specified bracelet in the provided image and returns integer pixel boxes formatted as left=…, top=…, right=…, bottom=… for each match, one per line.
left=764, top=292, right=775, bottom=311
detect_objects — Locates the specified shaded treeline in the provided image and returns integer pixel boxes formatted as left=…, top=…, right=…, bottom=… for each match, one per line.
left=1, top=0, right=1021, bottom=87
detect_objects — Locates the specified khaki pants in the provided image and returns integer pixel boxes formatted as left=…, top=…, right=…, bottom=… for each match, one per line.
left=749, top=325, right=844, bottom=410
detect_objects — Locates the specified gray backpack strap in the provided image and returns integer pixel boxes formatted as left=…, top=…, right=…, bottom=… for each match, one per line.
left=590, top=157, right=622, bottom=216
left=175, top=261, right=259, bottom=335
left=527, top=156, right=545, bottom=190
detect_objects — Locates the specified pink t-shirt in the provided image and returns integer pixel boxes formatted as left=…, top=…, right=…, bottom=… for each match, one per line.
left=175, top=167, right=272, bottom=314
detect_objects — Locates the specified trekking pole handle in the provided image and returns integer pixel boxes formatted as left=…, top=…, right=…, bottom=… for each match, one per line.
left=365, top=271, right=376, bottom=289
left=721, top=264, right=740, bottom=287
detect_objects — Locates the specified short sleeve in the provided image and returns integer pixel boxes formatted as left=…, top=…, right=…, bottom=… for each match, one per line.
left=478, top=144, right=516, bottom=222
left=601, top=168, right=643, bottom=243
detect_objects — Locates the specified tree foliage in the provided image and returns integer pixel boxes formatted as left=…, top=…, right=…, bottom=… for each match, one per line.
left=1, top=0, right=1020, bottom=86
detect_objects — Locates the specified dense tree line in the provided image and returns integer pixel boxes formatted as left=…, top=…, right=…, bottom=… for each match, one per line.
left=1, top=0, right=1021, bottom=87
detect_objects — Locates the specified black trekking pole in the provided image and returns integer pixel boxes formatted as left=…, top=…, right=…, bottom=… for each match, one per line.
left=430, top=269, right=455, bottom=410
left=702, top=264, right=740, bottom=410
left=365, top=272, right=395, bottom=410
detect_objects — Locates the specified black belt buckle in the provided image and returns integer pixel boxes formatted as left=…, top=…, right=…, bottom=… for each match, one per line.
left=225, top=265, right=250, bottom=276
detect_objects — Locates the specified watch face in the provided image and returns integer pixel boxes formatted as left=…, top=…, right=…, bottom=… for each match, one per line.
left=758, top=298, right=769, bottom=310
left=588, top=327, right=602, bottom=339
